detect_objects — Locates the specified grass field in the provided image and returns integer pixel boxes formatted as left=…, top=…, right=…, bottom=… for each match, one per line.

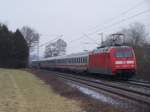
left=0, top=68, right=81, bottom=112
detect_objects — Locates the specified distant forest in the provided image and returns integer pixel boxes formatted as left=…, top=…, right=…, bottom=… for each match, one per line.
left=0, top=24, right=29, bottom=68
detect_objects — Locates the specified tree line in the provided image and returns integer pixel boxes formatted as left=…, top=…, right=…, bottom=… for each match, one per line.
left=0, top=24, right=29, bottom=68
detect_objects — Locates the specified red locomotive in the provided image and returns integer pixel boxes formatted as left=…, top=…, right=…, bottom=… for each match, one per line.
left=32, top=45, right=136, bottom=79
left=32, top=34, right=137, bottom=79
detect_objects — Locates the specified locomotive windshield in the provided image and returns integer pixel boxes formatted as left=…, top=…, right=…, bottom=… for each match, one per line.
left=115, top=49, right=133, bottom=58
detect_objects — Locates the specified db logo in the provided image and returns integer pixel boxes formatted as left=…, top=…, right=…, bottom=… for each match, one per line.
left=122, top=61, right=126, bottom=64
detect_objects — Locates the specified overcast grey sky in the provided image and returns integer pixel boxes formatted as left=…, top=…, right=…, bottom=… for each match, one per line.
left=0, top=0, right=150, bottom=56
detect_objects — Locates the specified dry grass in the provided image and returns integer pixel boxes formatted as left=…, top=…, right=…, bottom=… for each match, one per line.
left=0, top=68, right=81, bottom=112
left=30, top=69, right=124, bottom=112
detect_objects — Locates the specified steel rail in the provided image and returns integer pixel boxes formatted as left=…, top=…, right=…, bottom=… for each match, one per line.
left=127, top=80, right=150, bottom=88
left=51, top=71, right=150, bottom=106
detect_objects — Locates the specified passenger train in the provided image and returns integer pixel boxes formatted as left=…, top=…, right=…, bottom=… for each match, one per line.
left=31, top=45, right=137, bottom=79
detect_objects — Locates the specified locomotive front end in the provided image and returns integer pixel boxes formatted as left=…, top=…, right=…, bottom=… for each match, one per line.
left=112, top=47, right=136, bottom=78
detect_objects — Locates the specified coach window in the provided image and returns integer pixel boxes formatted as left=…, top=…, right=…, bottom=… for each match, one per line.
left=84, top=57, right=87, bottom=63
left=64, top=59, right=66, bottom=63
left=82, top=58, right=84, bottom=63
left=84, top=58, right=86, bottom=63
left=82, top=57, right=84, bottom=63
left=84, top=57, right=86, bottom=63
left=68, top=59, right=69, bottom=63
left=83, top=57, right=85, bottom=63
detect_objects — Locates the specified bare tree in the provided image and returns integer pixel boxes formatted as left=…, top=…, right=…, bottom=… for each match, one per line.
left=44, top=39, right=67, bottom=58
left=44, top=43, right=55, bottom=58
left=21, top=26, right=40, bottom=48
left=120, top=22, right=148, bottom=47
left=101, top=23, right=148, bottom=48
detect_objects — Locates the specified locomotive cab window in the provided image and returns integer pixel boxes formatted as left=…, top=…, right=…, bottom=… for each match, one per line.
left=115, top=50, right=133, bottom=58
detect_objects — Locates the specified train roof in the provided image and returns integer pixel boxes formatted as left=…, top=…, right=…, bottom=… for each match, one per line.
left=32, top=51, right=89, bottom=62
left=92, top=46, right=132, bottom=53
left=32, top=46, right=132, bottom=62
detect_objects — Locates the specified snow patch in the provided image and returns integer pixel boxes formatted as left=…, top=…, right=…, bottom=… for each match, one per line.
left=68, top=82, right=119, bottom=105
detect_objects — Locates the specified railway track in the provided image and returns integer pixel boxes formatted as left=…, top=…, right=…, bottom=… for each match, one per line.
left=51, top=71, right=150, bottom=106
left=127, top=80, right=150, bottom=88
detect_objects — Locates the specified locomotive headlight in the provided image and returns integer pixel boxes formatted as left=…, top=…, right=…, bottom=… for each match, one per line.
left=115, top=61, right=123, bottom=64
left=115, top=61, right=134, bottom=65
left=127, top=61, right=134, bottom=64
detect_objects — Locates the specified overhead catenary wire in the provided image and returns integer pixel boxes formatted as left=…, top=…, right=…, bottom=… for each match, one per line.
left=38, top=34, right=63, bottom=47
left=83, top=33, right=100, bottom=45
left=87, top=8, right=150, bottom=35
left=67, top=7, right=150, bottom=45
left=69, top=7, right=150, bottom=46
left=66, top=0, right=148, bottom=45
left=39, top=8, right=150, bottom=49
left=86, top=0, right=146, bottom=34
left=39, top=38, right=59, bottom=47
left=37, top=1, right=149, bottom=52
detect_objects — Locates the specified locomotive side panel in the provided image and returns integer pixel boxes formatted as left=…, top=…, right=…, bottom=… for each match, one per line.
left=88, top=52, right=112, bottom=75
